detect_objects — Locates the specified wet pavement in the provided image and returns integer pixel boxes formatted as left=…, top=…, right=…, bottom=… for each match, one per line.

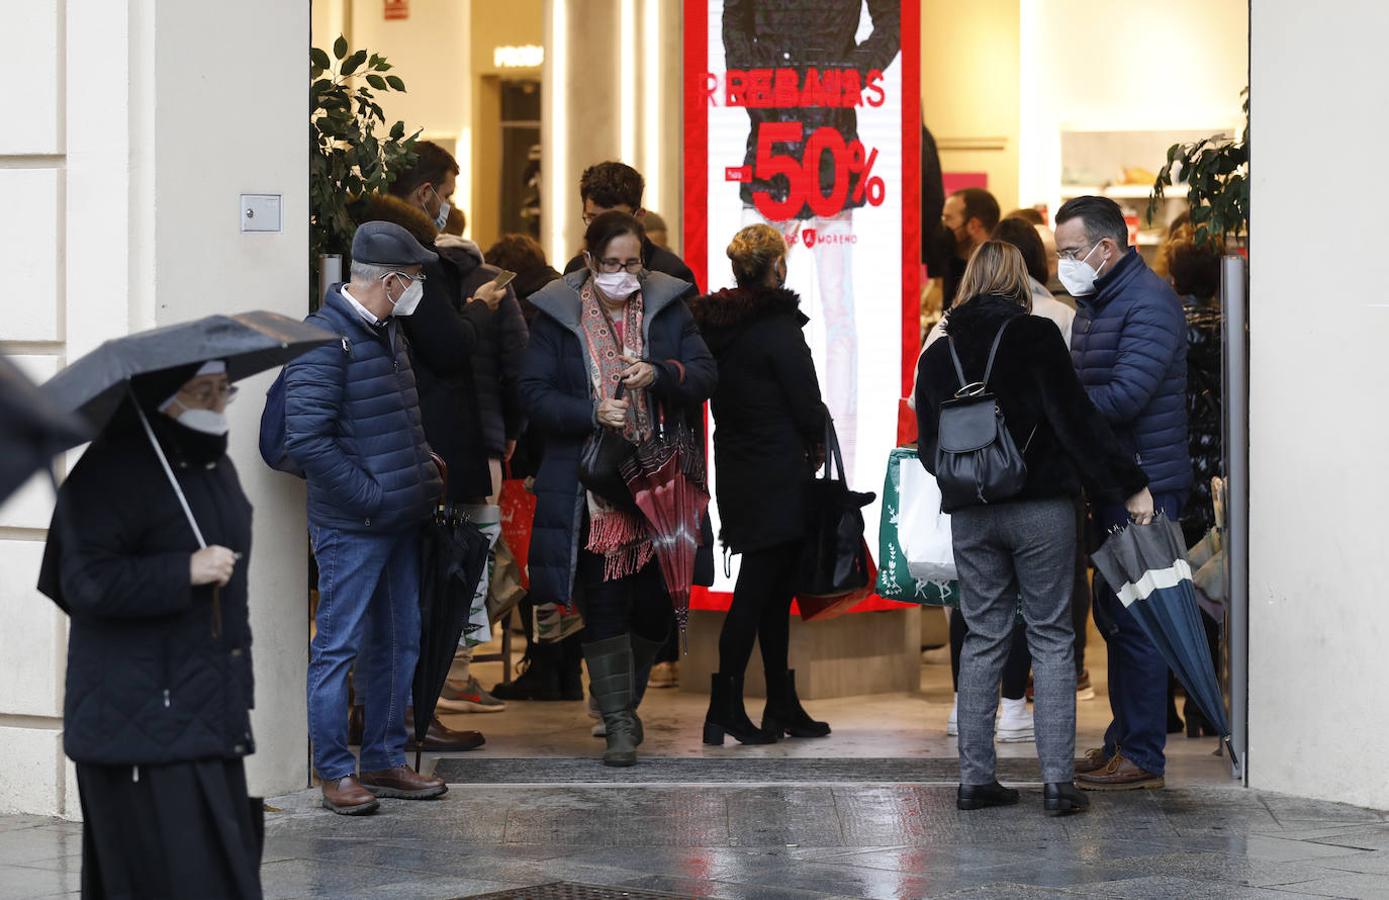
left=3, top=780, right=1388, bottom=899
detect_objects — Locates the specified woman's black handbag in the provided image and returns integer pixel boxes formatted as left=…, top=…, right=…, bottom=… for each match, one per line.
left=797, top=412, right=876, bottom=599
left=935, top=318, right=1033, bottom=508
left=578, top=383, right=637, bottom=508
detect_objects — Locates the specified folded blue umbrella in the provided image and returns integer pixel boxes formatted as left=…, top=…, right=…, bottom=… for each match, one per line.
left=1092, top=515, right=1236, bottom=764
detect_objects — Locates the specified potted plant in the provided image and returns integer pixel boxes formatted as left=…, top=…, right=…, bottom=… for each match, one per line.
left=310, top=36, right=420, bottom=306
left=1148, top=89, right=1249, bottom=252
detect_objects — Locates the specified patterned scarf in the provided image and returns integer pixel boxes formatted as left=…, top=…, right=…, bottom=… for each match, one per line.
left=578, top=279, right=655, bottom=581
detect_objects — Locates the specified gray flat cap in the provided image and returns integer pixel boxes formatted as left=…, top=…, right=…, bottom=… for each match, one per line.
left=352, top=221, right=438, bottom=267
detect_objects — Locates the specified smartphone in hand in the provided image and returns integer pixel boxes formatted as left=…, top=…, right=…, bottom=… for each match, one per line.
left=490, top=270, right=517, bottom=290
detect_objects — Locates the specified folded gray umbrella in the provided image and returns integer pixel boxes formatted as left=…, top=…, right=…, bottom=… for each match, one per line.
left=0, top=356, right=90, bottom=504
left=42, top=311, right=337, bottom=432
left=1092, top=516, right=1236, bottom=764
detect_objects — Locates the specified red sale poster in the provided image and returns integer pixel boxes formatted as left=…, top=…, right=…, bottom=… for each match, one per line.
left=685, top=0, right=921, bottom=611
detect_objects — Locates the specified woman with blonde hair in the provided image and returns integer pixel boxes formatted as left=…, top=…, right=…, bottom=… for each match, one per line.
left=691, top=224, right=829, bottom=746
left=915, top=240, right=1153, bottom=816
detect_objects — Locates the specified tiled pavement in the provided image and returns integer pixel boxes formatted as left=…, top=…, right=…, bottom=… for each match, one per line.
left=4, top=781, right=1389, bottom=899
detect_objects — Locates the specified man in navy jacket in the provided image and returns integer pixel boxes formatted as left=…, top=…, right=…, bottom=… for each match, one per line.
left=285, top=222, right=446, bottom=815
left=1056, top=196, right=1191, bottom=792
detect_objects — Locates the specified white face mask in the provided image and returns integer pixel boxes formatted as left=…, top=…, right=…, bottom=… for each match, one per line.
left=175, top=408, right=230, bottom=436
left=386, top=273, right=424, bottom=317
left=593, top=270, right=641, bottom=298
left=1057, top=241, right=1106, bottom=296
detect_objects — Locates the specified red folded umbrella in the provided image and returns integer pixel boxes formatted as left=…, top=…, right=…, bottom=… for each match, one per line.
left=621, top=412, right=709, bottom=642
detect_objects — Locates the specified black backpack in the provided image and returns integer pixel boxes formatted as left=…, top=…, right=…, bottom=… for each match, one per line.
left=934, top=318, right=1034, bottom=508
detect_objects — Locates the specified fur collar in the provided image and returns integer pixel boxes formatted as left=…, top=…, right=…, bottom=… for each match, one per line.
left=942, top=293, right=1027, bottom=338
left=357, top=193, right=437, bottom=245
left=690, top=286, right=804, bottom=332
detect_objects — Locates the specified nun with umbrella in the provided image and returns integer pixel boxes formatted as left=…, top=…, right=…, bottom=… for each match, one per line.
left=36, top=311, right=334, bottom=900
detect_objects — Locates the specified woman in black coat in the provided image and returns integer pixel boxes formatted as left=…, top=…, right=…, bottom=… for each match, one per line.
left=38, top=361, right=261, bottom=898
left=521, top=211, right=716, bottom=766
left=915, top=242, right=1152, bottom=817
left=690, top=224, right=829, bottom=746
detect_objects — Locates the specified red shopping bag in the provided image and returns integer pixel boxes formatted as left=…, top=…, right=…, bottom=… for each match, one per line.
left=498, top=475, right=538, bottom=589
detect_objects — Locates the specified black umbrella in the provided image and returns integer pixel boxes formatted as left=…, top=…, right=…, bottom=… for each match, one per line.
left=0, top=356, right=89, bottom=505
left=412, top=461, right=490, bottom=769
left=40, top=312, right=337, bottom=626
left=42, top=311, right=337, bottom=432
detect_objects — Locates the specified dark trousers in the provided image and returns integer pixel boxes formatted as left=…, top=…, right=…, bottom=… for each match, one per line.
left=575, top=548, right=671, bottom=645
left=1093, top=491, right=1186, bottom=777
left=717, top=541, right=800, bottom=680
left=951, top=612, right=1031, bottom=699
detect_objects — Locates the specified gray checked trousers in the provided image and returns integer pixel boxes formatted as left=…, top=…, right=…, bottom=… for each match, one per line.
left=950, top=497, right=1077, bottom=785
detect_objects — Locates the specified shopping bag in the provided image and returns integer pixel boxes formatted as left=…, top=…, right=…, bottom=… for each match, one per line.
left=875, top=447, right=959, bottom=608
left=499, top=475, right=538, bottom=589
left=486, top=535, right=527, bottom=624
left=461, top=506, right=501, bottom=647
left=897, top=453, right=956, bottom=582
left=534, top=600, right=585, bottom=643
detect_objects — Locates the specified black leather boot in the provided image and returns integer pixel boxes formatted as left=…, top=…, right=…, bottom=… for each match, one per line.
left=957, top=781, right=1020, bottom=811
left=491, top=644, right=562, bottom=701
left=1043, top=782, right=1090, bottom=817
left=558, top=635, right=585, bottom=701
left=582, top=636, right=639, bottom=767
left=628, top=632, right=666, bottom=747
left=763, top=669, right=831, bottom=738
left=703, top=674, right=777, bottom=746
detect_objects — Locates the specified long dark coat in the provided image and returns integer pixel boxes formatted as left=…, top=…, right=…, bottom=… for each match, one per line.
left=39, top=412, right=255, bottom=766
left=690, top=285, right=825, bottom=553
left=915, top=294, right=1149, bottom=513
left=521, top=270, right=717, bottom=607
left=360, top=193, right=527, bottom=497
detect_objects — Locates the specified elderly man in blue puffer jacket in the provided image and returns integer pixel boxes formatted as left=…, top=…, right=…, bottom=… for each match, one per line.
left=285, top=221, right=446, bottom=815
left=1054, top=196, right=1191, bottom=794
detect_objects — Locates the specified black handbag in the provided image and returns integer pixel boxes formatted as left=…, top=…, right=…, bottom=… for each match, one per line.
left=578, top=383, right=637, bottom=508
left=935, top=318, right=1034, bottom=509
left=797, top=411, right=876, bottom=599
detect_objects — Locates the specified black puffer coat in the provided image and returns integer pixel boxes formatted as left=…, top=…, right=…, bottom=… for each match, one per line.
left=39, top=412, right=255, bottom=766
left=691, top=285, right=825, bottom=553
left=915, top=294, right=1148, bottom=513
left=521, top=270, right=717, bottom=606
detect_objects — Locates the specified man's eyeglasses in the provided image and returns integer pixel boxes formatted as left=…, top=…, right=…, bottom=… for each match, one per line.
left=1056, top=241, right=1101, bottom=262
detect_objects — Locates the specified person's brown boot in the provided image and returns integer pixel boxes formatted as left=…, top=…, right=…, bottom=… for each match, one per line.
left=403, top=708, right=485, bottom=751
left=412, top=718, right=485, bottom=751
left=358, top=765, right=448, bottom=800
left=1076, top=754, right=1165, bottom=791
left=321, top=775, right=380, bottom=815
left=1075, top=747, right=1112, bottom=774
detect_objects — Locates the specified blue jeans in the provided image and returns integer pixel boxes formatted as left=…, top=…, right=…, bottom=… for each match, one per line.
left=307, top=524, right=421, bottom=780
left=1093, top=491, right=1186, bottom=777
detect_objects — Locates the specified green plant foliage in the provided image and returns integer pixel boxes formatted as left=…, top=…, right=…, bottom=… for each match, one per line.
left=309, top=37, right=420, bottom=306
left=1149, top=89, right=1249, bottom=252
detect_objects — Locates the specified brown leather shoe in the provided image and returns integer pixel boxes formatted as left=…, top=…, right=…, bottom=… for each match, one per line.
left=1075, top=747, right=1112, bottom=774
left=403, top=709, right=485, bottom=751
left=321, top=775, right=380, bottom=815
left=1076, top=754, right=1165, bottom=791
left=358, top=765, right=448, bottom=800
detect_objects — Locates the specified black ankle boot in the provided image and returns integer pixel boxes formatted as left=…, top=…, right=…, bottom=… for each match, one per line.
left=1043, top=782, right=1090, bottom=817
left=763, top=669, right=830, bottom=738
left=703, top=674, right=777, bottom=746
left=957, top=781, right=1020, bottom=810
left=491, top=646, right=562, bottom=701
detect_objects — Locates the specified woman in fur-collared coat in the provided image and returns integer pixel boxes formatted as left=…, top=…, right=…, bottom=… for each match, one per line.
left=690, top=224, right=830, bottom=749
